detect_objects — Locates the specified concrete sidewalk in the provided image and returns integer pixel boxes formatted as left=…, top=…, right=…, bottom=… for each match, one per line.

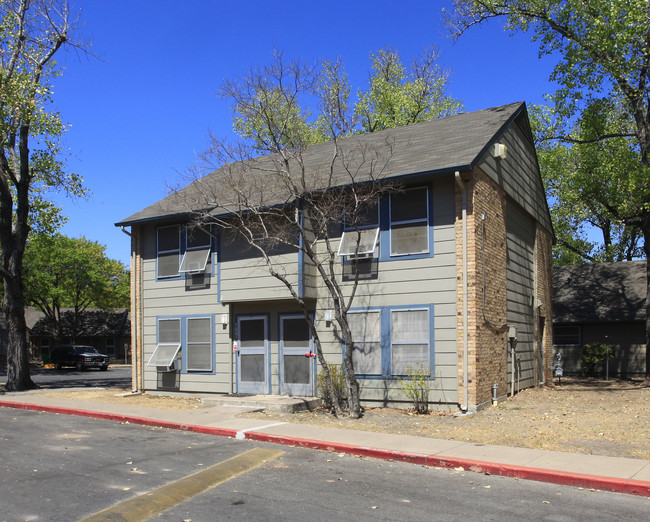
left=1, top=391, right=649, bottom=498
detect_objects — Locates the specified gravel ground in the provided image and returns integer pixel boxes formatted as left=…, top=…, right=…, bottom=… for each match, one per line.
left=27, top=377, right=650, bottom=460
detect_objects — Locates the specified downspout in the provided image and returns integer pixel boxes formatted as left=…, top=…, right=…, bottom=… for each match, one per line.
left=120, top=226, right=140, bottom=393
left=455, top=172, right=469, bottom=412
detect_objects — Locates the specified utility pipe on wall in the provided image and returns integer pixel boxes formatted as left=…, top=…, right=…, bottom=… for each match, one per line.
left=455, top=171, right=469, bottom=412
left=120, top=226, right=140, bottom=393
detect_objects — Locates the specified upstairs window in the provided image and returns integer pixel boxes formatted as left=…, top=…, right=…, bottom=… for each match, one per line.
left=339, top=201, right=380, bottom=258
left=180, top=227, right=212, bottom=274
left=157, top=226, right=181, bottom=278
left=389, top=187, right=429, bottom=256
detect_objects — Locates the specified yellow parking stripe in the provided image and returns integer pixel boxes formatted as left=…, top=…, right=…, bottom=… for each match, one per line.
left=79, top=447, right=284, bottom=522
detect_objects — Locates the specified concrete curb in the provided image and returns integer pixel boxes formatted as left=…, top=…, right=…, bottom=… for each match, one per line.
left=2, top=400, right=649, bottom=498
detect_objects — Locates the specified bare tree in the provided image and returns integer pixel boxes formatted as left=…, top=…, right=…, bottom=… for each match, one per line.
left=172, top=49, right=458, bottom=416
left=179, top=134, right=393, bottom=418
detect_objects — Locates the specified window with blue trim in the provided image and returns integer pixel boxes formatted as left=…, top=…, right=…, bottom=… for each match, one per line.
left=348, top=307, right=431, bottom=377
left=157, top=225, right=213, bottom=280
left=389, top=187, right=429, bottom=256
left=348, top=311, right=381, bottom=375
left=180, top=228, right=212, bottom=274
left=152, top=316, right=214, bottom=372
left=390, top=309, right=430, bottom=374
left=186, top=317, right=212, bottom=371
left=339, top=201, right=380, bottom=258
left=157, top=225, right=181, bottom=278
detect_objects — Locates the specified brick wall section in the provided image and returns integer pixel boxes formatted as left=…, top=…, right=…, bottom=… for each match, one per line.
left=472, top=170, right=509, bottom=407
left=535, top=224, right=554, bottom=384
left=456, top=170, right=509, bottom=409
left=456, top=168, right=554, bottom=409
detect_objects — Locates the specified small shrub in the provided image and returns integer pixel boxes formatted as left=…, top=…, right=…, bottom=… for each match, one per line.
left=317, top=364, right=347, bottom=410
left=399, top=363, right=431, bottom=414
left=581, top=342, right=615, bottom=377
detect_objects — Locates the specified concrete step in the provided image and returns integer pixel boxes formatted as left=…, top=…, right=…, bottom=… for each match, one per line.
left=202, top=394, right=321, bottom=413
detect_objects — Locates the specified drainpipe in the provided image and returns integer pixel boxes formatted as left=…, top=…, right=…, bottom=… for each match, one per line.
left=455, top=172, right=469, bottom=412
left=120, top=226, right=140, bottom=393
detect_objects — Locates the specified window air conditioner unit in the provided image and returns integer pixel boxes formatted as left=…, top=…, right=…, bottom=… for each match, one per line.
left=157, top=358, right=180, bottom=373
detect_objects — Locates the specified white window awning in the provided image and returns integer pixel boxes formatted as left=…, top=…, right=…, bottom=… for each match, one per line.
left=337, top=227, right=380, bottom=257
left=147, top=343, right=181, bottom=367
left=179, top=247, right=210, bottom=273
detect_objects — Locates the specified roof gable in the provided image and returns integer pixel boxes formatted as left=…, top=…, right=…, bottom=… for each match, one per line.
left=116, top=102, right=527, bottom=226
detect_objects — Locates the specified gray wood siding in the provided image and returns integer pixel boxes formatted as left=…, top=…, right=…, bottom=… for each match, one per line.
left=137, top=176, right=459, bottom=405
left=139, top=223, right=232, bottom=393
left=219, top=253, right=301, bottom=302
left=313, top=176, right=459, bottom=405
left=478, top=117, right=552, bottom=234
left=506, top=202, right=537, bottom=391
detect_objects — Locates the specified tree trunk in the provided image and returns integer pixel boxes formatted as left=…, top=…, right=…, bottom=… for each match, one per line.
left=3, top=261, right=35, bottom=391
left=338, top=315, right=361, bottom=418
left=642, top=222, right=650, bottom=386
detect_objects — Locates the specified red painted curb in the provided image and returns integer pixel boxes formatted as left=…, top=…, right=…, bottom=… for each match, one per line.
left=2, top=400, right=649, bottom=497
left=242, top=430, right=650, bottom=497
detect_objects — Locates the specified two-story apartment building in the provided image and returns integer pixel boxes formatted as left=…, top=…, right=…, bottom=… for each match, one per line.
left=116, top=102, right=554, bottom=411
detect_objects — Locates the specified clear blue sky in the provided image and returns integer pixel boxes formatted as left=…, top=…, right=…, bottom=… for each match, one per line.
left=49, top=0, right=557, bottom=266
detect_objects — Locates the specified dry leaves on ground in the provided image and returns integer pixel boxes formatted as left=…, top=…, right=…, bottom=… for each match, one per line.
left=25, top=377, right=650, bottom=460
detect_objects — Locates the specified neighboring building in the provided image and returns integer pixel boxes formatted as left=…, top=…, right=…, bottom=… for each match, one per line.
left=553, top=261, right=647, bottom=376
left=25, top=307, right=131, bottom=362
left=116, top=102, right=554, bottom=411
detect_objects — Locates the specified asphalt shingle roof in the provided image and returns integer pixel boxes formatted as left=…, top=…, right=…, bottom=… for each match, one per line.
left=116, top=102, right=527, bottom=226
left=553, top=261, right=647, bottom=323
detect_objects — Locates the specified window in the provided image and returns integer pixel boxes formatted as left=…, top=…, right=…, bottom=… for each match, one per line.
left=148, top=318, right=181, bottom=367
left=157, top=226, right=181, bottom=278
left=149, top=316, right=214, bottom=372
left=186, top=317, right=212, bottom=371
left=339, top=201, right=380, bottom=258
left=553, top=325, right=580, bottom=346
left=346, top=306, right=433, bottom=378
left=391, top=309, right=430, bottom=375
left=180, top=228, right=212, bottom=274
left=338, top=228, right=380, bottom=257
left=390, top=187, right=429, bottom=256
left=348, top=311, right=381, bottom=375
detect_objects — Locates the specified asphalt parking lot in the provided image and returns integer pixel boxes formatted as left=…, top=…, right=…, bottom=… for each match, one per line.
left=1, top=365, right=132, bottom=389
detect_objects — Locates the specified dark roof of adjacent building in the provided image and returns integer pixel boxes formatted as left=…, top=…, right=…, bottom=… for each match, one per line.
left=553, top=261, right=647, bottom=323
left=25, top=307, right=131, bottom=337
left=116, top=102, right=529, bottom=226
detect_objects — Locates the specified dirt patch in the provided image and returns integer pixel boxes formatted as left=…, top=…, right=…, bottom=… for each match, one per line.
left=32, top=389, right=208, bottom=410
left=20, top=378, right=650, bottom=460
left=243, top=378, right=650, bottom=460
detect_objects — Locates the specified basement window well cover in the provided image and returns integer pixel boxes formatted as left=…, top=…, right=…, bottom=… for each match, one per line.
left=337, top=227, right=380, bottom=257
left=179, top=247, right=210, bottom=273
left=147, top=343, right=182, bottom=367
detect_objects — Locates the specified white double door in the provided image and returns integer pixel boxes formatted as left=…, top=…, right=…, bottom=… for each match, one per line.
left=236, top=314, right=314, bottom=396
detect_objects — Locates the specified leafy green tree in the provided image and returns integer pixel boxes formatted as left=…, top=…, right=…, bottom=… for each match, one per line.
left=23, top=234, right=129, bottom=343
left=1, top=1, right=87, bottom=390
left=447, top=0, right=650, bottom=380
left=355, top=47, right=461, bottom=133
left=534, top=101, right=644, bottom=264
left=220, top=47, right=461, bottom=155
